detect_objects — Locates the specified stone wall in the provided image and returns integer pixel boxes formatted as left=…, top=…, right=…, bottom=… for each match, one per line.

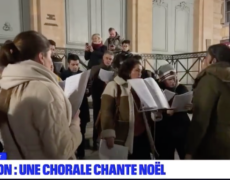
left=193, top=0, right=223, bottom=51
left=27, top=0, right=225, bottom=52
left=30, top=0, right=66, bottom=47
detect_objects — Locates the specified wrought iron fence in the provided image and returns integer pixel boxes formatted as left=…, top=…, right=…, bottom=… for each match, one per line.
left=55, top=48, right=206, bottom=87
left=54, top=47, right=87, bottom=69
left=142, top=51, right=206, bottom=88
left=0, top=44, right=206, bottom=87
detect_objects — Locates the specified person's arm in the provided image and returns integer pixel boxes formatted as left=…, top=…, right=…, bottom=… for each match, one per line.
left=100, top=82, right=116, bottom=138
left=186, top=75, right=220, bottom=157
left=33, top=86, right=82, bottom=159
left=84, top=51, right=91, bottom=61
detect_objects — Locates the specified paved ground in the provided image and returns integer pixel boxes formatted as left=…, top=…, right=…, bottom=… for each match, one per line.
left=84, top=101, right=193, bottom=160
left=84, top=109, right=99, bottom=159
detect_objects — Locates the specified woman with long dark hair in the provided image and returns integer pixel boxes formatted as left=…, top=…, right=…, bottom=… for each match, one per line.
left=100, top=57, right=160, bottom=159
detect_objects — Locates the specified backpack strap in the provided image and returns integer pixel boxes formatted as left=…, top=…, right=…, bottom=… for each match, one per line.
left=0, top=85, right=27, bottom=159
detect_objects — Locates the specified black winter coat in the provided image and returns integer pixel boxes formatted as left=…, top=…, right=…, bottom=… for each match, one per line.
left=155, top=84, right=190, bottom=140
left=84, top=46, right=107, bottom=69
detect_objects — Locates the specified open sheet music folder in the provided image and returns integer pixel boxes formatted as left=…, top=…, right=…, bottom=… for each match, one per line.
left=127, top=77, right=170, bottom=112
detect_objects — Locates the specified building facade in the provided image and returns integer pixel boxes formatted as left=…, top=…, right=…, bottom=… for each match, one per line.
left=0, top=0, right=227, bottom=54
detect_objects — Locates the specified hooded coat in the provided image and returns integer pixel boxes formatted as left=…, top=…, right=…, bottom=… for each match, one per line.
left=186, top=62, right=230, bottom=159
left=0, top=60, right=82, bottom=159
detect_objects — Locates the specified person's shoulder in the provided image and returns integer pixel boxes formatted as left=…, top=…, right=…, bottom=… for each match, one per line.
left=91, top=65, right=101, bottom=73
left=25, top=81, right=62, bottom=107
left=107, top=80, right=117, bottom=87
left=194, top=73, right=221, bottom=90
left=103, top=81, right=117, bottom=96
left=60, top=69, right=68, bottom=76
left=176, top=84, right=189, bottom=94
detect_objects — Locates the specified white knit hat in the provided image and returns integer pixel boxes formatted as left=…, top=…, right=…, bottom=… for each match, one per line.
left=158, top=64, right=176, bottom=82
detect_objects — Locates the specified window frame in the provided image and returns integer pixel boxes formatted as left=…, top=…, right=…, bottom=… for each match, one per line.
left=225, top=0, right=230, bottom=24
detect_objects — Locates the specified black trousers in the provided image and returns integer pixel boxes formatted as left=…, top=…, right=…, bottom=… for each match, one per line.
left=76, top=122, right=87, bottom=158
left=92, top=104, right=100, bottom=145
left=155, top=132, right=186, bottom=160
left=128, top=132, right=151, bottom=160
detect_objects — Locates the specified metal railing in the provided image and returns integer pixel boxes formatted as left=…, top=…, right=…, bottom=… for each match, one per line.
left=0, top=44, right=206, bottom=87
left=141, top=51, right=206, bottom=88
left=55, top=48, right=87, bottom=69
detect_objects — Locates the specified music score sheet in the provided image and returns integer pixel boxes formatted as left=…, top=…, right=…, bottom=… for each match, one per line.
left=98, top=69, right=114, bottom=82
left=63, top=70, right=91, bottom=117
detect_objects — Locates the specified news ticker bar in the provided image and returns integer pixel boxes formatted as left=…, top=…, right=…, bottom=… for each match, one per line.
left=0, top=160, right=228, bottom=178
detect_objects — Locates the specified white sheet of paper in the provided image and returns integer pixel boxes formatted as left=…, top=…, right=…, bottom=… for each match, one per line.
left=128, top=79, right=158, bottom=110
left=144, top=78, right=170, bottom=109
left=171, top=91, right=193, bottom=112
left=64, top=70, right=91, bottom=117
left=163, top=89, right=176, bottom=101
left=98, top=69, right=114, bottom=82
left=64, top=74, right=81, bottom=98
left=99, top=140, right=128, bottom=159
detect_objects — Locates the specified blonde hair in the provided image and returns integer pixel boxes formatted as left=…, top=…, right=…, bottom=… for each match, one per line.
left=91, top=33, right=101, bottom=41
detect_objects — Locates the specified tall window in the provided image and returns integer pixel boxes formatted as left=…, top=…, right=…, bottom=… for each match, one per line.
left=226, top=0, right=230, bottom=23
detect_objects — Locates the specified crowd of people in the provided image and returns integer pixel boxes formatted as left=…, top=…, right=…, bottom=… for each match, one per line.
left=0, top=27, right=230, bottom=160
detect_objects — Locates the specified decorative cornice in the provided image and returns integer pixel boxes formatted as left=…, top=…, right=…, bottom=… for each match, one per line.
left=153, top=0, right=168, bottom=8
left=176, top=1, right=189, bottom=12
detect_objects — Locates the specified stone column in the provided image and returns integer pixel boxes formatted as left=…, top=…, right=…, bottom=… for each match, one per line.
left=126, top=0, right=153, bottom=53
left=193, top=0, right=223, bottom=51
left=30, top=0, right=66, bottom=47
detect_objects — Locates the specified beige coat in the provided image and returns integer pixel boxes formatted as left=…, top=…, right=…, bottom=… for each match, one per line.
left=0, top=60, right=82, bottom=159
left=100, top=76, right=156, bottom=154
